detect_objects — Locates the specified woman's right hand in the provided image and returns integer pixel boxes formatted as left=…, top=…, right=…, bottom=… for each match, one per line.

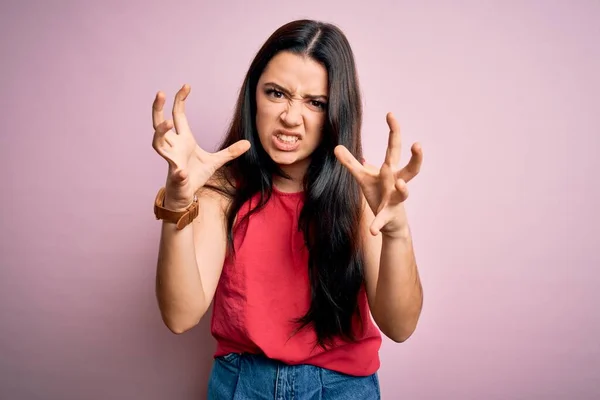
left=152, top=84, right=250, bottom=210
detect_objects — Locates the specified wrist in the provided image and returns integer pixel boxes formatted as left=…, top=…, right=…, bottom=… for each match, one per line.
left=381, top=225, right=411, bottom=241
left=154, top=187, right=200, bottom=230
left=162, top=186, right=195, bottom=211
left=163, top=196, right=194, bottom=211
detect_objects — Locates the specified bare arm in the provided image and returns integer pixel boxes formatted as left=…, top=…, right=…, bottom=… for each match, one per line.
left=150, top=84, right=249, bottom=334
left=362, top=201, right=423, bottom=343
left=335, top=112, right=424, bottom=343
left=155, top=184, right=230, bottom=334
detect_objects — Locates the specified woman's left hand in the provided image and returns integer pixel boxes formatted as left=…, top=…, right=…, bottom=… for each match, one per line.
left=334, top=112, right=423, bottom=237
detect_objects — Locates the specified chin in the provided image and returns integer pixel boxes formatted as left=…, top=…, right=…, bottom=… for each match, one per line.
left=268, top=152, right=301, bottom=166
left=264, top=148, right=307, bottom=166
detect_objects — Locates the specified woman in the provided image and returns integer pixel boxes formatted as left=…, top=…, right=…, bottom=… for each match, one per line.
left=151, top=19, right=423, bottom=399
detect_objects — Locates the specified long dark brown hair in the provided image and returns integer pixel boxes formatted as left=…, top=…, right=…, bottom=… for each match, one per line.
left=212, top=19, right=365, bottom=348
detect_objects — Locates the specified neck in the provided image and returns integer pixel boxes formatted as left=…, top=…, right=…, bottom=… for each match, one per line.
left=273, top=160, right=309, bottom=193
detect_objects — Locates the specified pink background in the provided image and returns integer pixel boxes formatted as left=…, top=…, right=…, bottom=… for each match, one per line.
left=1, top=1, right=599, bottom=399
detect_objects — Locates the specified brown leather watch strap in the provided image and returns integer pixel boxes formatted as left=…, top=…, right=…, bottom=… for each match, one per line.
left=153, top=187, right=199, bottom=230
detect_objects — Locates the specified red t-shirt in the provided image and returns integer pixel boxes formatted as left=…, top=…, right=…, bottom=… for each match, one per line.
left=210, top=186, right=382, bottom=376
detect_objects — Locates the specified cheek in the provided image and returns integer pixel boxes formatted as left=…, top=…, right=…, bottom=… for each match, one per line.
left=256, top=100, right=281, bottom=128
left=305, top=115, right=326, bottom=142
left=255, top=99, right=268, bottom=136
left=255, top=101, right=282, bottom=149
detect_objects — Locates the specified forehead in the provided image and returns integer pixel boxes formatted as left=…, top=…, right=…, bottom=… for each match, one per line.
left=259, top=51, right=328, bottom=93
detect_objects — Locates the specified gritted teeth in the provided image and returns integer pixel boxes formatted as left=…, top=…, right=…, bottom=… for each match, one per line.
left=277, top=134, right=299, bottom=143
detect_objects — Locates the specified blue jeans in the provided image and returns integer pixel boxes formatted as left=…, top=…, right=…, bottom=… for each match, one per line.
left=207, top=353, right=381, bottom=399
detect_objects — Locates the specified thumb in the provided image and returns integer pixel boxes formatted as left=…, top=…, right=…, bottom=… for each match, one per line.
left=213, top=140, right=251, bottom=167
left=334, top=145, right=365, bottom=181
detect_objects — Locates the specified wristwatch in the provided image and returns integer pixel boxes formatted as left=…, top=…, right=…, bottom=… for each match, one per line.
left=153, top=187, right=199, bottom=230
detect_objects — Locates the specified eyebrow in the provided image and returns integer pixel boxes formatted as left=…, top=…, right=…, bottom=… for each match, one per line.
left=264, top=82, right=328, bottom=101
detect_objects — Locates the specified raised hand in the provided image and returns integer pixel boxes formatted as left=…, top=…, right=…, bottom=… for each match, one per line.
left=151, top=84, right=250, bottom=209
left=334, top=112, right=423, bottom=236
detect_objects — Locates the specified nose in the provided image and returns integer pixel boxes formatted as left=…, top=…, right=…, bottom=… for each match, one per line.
left=279, top=101, right=302, bottom=127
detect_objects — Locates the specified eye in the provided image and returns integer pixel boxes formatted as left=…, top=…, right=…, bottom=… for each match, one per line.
left=310, top=100, right=327, bottom=110
left=266, top=88, right=284, bottom=99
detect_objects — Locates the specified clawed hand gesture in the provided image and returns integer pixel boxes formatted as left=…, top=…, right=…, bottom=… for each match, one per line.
left=151, top=84, right=250, bottom=209
left=335, top=113, right=423, bottom=236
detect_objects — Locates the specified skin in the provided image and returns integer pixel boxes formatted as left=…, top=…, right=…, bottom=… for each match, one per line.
left=152, top=50, right=424, bottom=342
left=253, top=51, right=424, bottom=341
left=336, top=116, right=424, bottom=342
left=255, top=51, right=329, bottom=192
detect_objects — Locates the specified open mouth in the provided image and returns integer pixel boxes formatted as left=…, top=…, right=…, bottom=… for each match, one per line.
left=276, top=133, right=299, bottom=143
left=272, top=131, right=301, bottom=151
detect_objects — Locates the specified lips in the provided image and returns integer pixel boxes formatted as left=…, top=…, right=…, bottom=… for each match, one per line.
left=274, top=130, right=302, bottom=141
left=272, top=129, right=302, bottom=152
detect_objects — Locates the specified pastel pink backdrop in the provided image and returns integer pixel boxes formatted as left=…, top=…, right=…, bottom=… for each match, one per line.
left=1, top=1, right=598, bottom=399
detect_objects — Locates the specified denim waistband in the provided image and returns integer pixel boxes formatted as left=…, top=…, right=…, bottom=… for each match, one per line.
left=207, top=353, right=380, bottom=399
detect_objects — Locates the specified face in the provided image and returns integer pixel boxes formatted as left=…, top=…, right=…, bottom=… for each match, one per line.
left=255, top=51, right=328, bottom=171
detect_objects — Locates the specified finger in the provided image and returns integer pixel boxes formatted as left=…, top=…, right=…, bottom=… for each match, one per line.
left=172, top=84, right=192, bottom=135
left=154, top=119, right=173, bottom=139
left=334, top=145, right=367, bottom=181
left=152, top=120, right=176, bottom=164
left=152, top=91, right=166, bottom=130
left=384, top=112, right=402, bottom=166
left=370, top=208, right=390, bottom=236
left=364, top=162, right=379, bottom=175
left=152, top=120, right=174, bottom=153
left=394, top=178, right=409, bottom=202
left=212, top=139, right=251, bottom=168
left=396, top=142, right=423, bottom=182
left=171, top=166, right=189, bottom=182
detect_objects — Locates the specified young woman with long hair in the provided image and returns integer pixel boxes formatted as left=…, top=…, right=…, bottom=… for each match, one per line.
left=151, top=19, right=424, bottom=399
